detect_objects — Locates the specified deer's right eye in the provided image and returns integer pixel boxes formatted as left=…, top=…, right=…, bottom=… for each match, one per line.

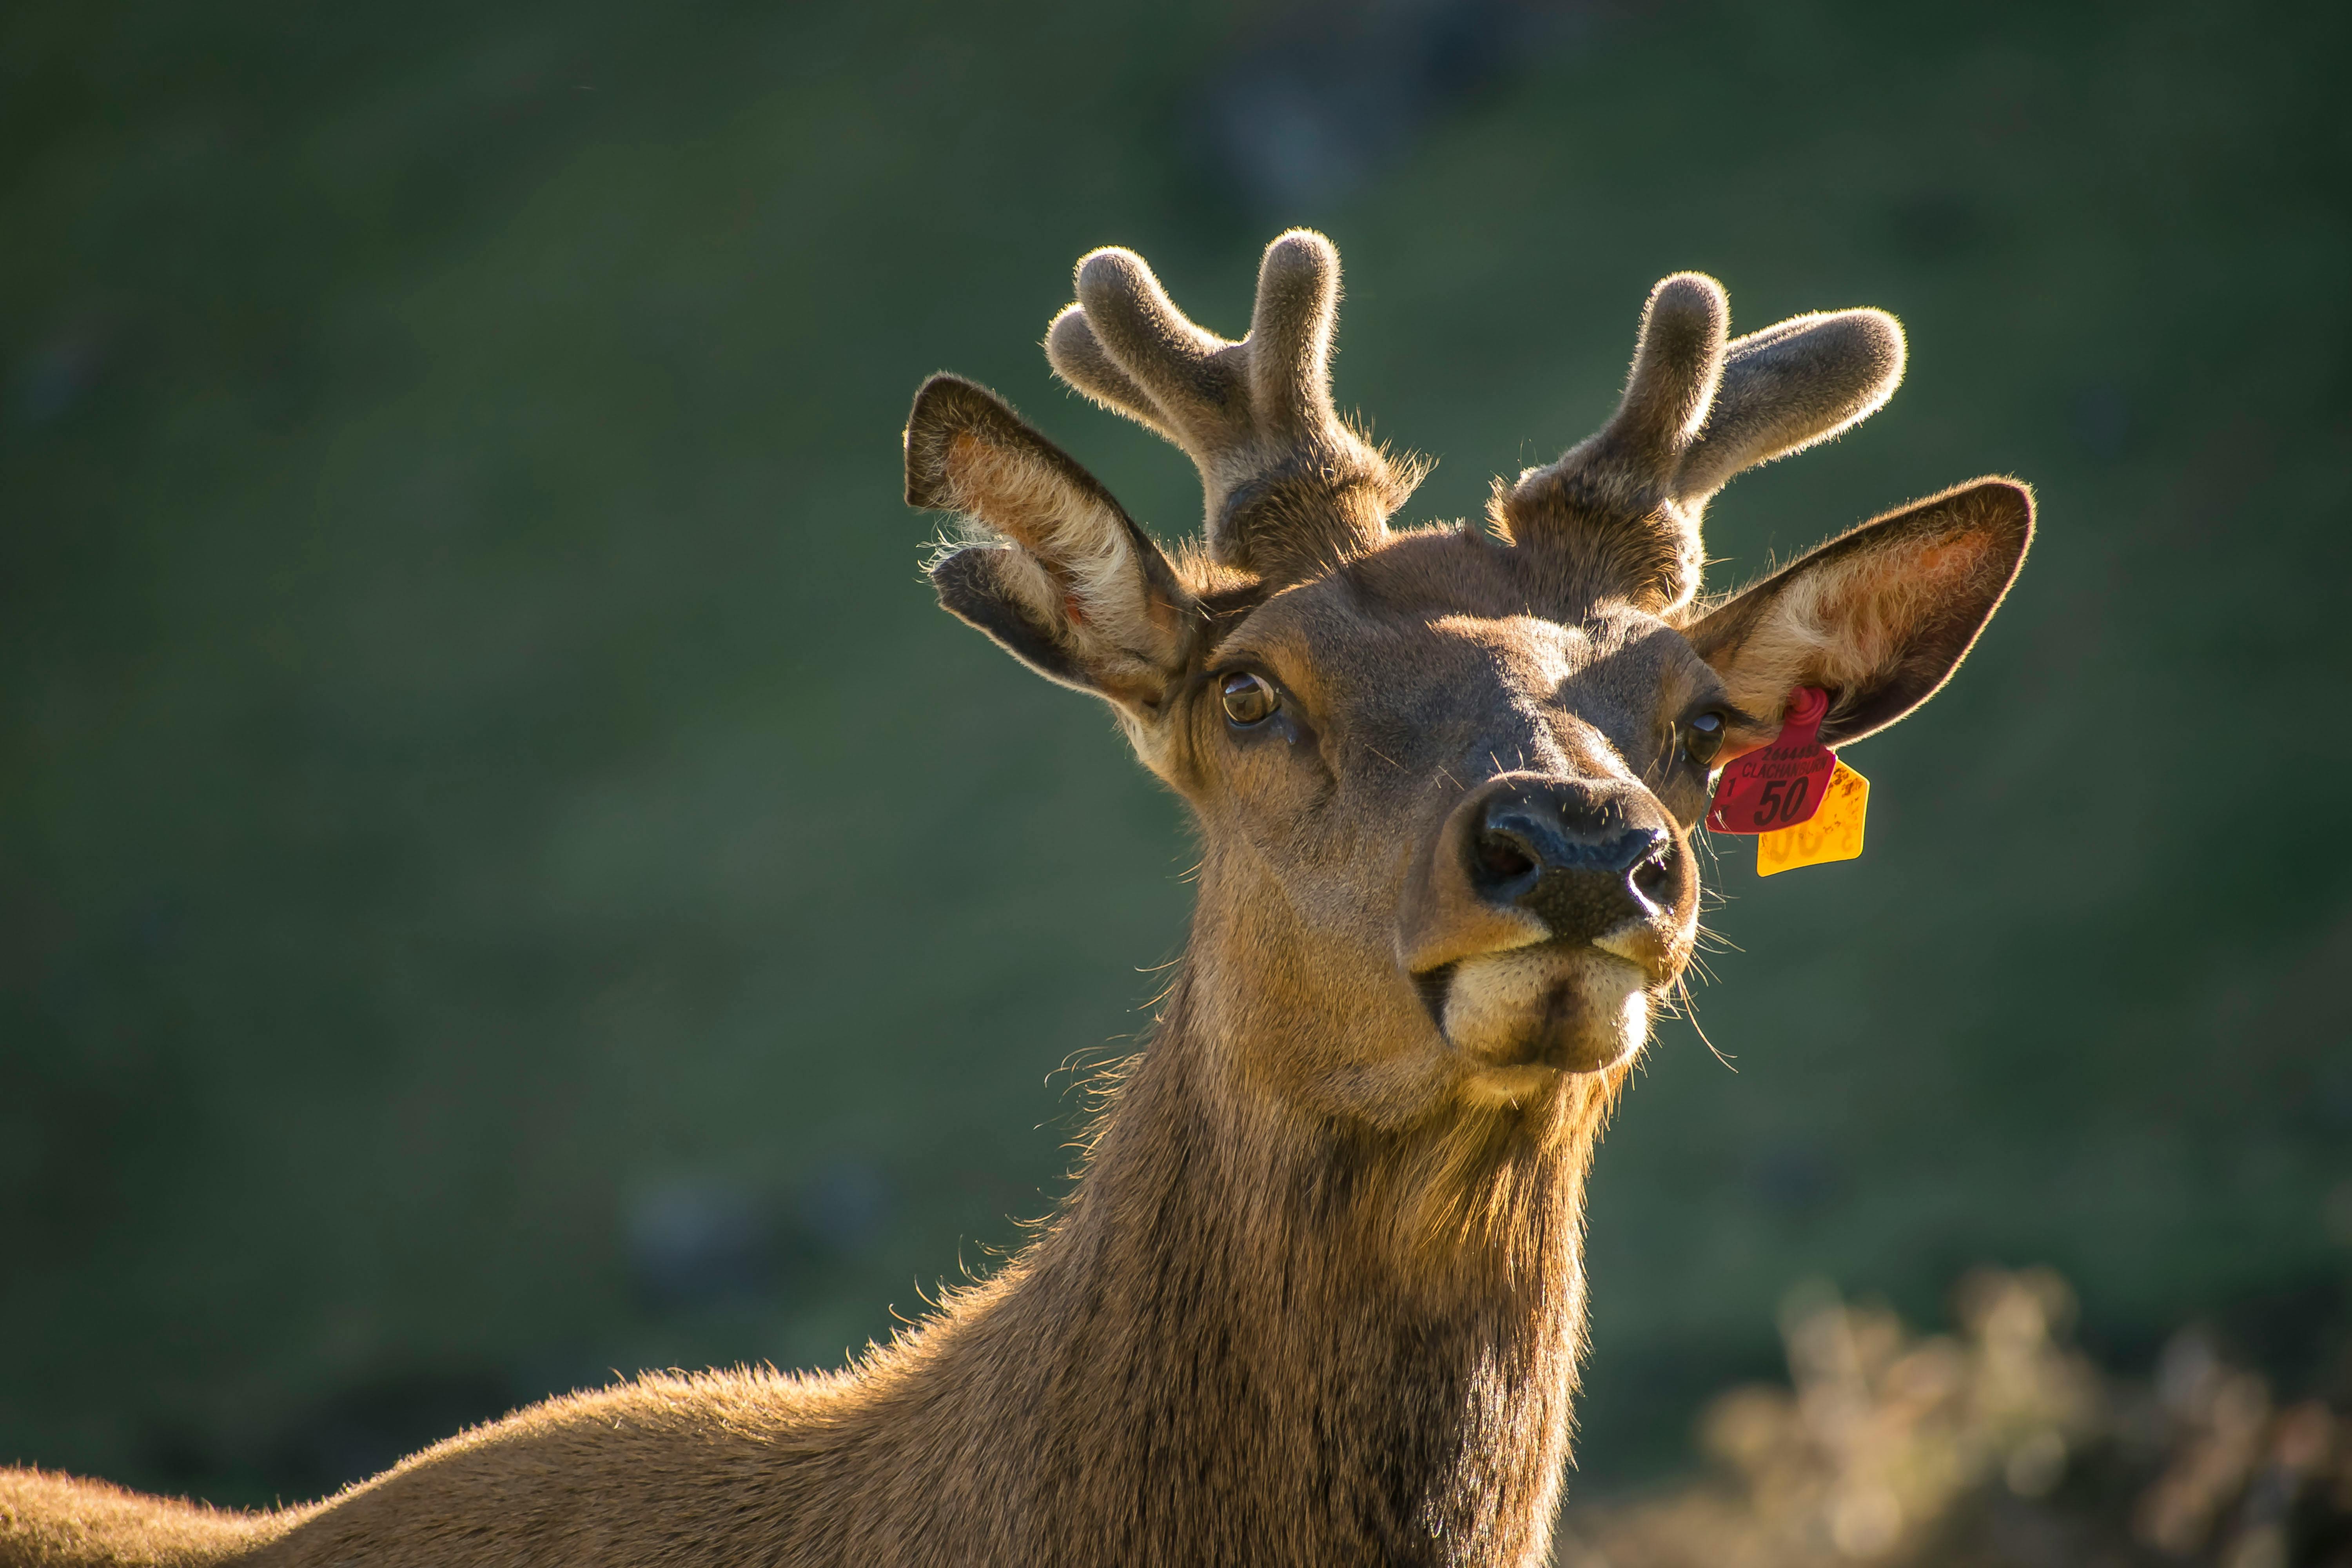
left=1219, top=671, right=1279, bottom=727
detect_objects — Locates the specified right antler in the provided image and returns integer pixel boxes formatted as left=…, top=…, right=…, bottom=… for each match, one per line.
left=1499, top=274, right=1907, bottom=618
left=1046, top=230, right=1422, bottom=581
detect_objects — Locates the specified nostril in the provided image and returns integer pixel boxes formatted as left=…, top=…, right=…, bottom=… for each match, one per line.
left=1632, top=851, right=1674, bottom=904
left=1477, top=834, right=1537, bottom=883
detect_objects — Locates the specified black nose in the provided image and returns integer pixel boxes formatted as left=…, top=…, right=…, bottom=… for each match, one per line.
left=1468, top=784, right=1675, bottom=940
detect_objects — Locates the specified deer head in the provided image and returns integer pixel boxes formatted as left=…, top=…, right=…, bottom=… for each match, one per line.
left=905, top=231, right=2029, bottom=1156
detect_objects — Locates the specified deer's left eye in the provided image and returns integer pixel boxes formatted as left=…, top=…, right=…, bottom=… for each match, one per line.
left=1681, top=710, right=1728, bottom=767
left=1220, top=671, right=1279, bottom=727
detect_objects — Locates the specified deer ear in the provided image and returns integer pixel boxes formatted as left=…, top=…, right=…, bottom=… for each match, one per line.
left=906, top=375, right=1198, bottom=713
left=1686, top=479, right=2033, bottom=746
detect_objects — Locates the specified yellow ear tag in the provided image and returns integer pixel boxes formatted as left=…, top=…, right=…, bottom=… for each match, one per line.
left=1755, top=760, right=1868, bottom=875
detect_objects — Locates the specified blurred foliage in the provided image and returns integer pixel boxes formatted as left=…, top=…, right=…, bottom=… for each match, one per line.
left=1559, top=1269, right=2352, bottom=1566
left=2, top=0, right=2349, bottom=1513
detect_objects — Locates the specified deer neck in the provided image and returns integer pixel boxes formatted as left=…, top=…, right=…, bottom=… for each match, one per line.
left=945, top=962, right=1607, bottom=1566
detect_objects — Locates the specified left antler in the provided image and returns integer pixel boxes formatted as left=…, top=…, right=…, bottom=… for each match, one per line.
left=1045, top=230, right=1421, bottom=581
left=1500, top=274, right=1906, bottom=617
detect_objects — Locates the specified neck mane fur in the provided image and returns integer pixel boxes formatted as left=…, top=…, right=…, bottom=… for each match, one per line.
left=866, top=965, right=1621, bottom=1568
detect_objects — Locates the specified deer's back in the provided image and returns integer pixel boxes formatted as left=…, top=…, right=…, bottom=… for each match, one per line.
left=0, top=1468, right=281, bottom=1568
left=4, top=1368, right=951, bottom=1568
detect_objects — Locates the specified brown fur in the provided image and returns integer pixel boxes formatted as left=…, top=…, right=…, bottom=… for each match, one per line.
left=3, top=233, right=2031, bottom=1568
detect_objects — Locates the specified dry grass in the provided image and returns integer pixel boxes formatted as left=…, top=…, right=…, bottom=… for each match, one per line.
left=1559, top=1270, right=2352, bottom=1567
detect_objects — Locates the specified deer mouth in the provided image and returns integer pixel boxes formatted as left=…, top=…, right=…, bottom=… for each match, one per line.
left=1420, top=941, right=1653, bottom=1098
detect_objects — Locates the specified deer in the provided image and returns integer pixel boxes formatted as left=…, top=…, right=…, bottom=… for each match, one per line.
left=0, top=230, right=2030, bottom=1568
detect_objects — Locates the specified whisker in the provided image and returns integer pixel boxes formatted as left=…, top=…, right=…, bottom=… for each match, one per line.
left=1677, top=976, right=1736, bottom=1071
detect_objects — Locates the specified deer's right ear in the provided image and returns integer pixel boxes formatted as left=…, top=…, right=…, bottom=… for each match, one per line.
left=906, top=375, right=1199, bottom=714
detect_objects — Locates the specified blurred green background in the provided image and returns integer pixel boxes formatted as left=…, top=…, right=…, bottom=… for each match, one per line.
left=5, top=0, right=2348, bottom=1510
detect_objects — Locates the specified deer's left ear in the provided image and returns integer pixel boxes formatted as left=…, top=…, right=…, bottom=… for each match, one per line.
left=906, top=375, right=1198, bottom=715
left=1686, top=479, right=2033, bottom=745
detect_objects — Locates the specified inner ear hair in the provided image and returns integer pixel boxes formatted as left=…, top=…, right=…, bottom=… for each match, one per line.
left=906, top=374, right=1125, bottom=550
left=1685, top=478, right=2034, bottom=746
left=905, top=374, right=1201, bottom=708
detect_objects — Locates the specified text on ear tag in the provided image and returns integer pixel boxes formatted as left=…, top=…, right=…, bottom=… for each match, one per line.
left=1757, top=760, right=1869, bottom=875
left=1706, top=686, right=1834, bottom=833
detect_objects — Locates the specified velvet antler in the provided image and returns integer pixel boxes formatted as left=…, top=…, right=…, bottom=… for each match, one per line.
left=1045, top=230, right=1422, bottom=581
left=1499, top=274, right=1906, bottom=617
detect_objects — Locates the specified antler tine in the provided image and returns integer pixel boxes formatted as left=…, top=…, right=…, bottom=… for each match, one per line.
left=1059, top=247, right=1236, bottom=440
left=1677, top=309, right=1905, bottom=502
left=1500, top=274, right=1906, bottom=617
left=1044, top=304, right=1176, bottom=442
left=1245, top=231, right=1340, bottom=444
left=1606, top=274, right=1732, bottom=482
left=1044, top=230, right=1416, bottom=578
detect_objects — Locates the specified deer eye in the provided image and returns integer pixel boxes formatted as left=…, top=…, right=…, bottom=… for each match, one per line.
left=1681, top=710, right=1728, bottom=767
left=1219, top=671, right=1279, bottom=727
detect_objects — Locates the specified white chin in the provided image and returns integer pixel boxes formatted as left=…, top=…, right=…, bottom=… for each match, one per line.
left=1441, top=946, right=1651, bottom=1093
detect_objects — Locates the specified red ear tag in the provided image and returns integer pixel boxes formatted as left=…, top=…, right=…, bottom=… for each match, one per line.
left=1706, top=687, right=1836, bottom=834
